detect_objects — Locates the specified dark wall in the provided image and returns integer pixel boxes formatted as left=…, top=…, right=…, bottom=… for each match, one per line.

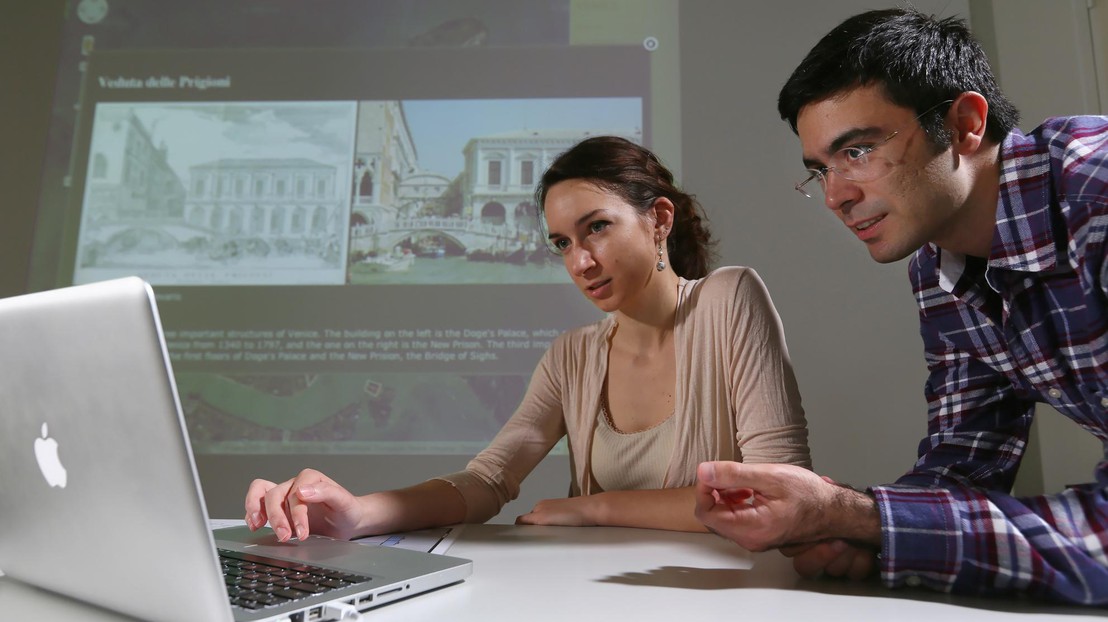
left=0, top=2, right=64, bottom=299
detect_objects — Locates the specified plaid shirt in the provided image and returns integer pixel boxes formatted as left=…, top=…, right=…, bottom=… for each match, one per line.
left=871, top=116, right=1108, bottom=604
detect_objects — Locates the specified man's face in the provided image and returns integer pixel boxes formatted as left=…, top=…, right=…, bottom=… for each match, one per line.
left=795, top=85, right=966, bottom=263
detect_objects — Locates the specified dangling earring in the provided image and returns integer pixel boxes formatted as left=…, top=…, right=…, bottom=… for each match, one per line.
left=656, top=242, right=666, bottom=272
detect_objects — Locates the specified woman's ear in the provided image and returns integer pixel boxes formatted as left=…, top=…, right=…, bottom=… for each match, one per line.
left=949, top=91, right=990, bottom=155
left=652, top=197, right=676, bottom=241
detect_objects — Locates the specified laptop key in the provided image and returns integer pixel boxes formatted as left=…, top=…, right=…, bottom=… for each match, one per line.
left=218, top=549, right=372, bottom=609
left=271, top=587, right=311, bottom=601
left=290, top=582, right=326, bottom=594
left=232, top=598, right=264, bottom=610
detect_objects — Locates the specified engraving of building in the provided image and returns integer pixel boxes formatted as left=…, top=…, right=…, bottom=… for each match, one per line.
left=76, top=102, right=356, bottom=285
left=84, top=108, right=186, bottom=223
left=186, top=158, right=343, bottom=243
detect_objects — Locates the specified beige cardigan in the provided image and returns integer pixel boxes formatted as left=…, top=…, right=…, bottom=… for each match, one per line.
left=437, top=266, right=810, bottom=522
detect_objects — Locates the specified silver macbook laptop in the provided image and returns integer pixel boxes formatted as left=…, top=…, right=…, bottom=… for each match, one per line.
left=0, top=277, right=472, bottom=622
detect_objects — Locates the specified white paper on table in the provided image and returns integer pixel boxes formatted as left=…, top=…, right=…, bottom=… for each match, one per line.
left=353, top=525, right=463, bottom=555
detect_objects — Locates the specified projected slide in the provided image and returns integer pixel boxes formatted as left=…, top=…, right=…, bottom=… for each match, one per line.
left=30, top=0, right=679, bottom=457
left=74, top=98, right=640, bottom=287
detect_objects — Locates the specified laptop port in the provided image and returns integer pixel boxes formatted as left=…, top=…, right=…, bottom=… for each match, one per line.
left=378, top=587, right=403, bottom=598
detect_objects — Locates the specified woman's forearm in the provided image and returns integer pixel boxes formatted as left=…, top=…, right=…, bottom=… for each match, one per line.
left=589, top=486, right=708, bottom=532
left=357, top=479, right=468, bottom=536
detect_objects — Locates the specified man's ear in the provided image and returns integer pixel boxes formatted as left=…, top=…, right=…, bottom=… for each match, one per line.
left=949, top=91, right=990, bottom=155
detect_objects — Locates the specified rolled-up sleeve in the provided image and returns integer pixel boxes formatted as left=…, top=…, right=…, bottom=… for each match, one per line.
left=434, top=342, right=568, bottom=523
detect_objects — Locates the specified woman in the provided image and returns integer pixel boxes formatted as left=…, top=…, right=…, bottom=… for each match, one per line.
left=245, top=136, right=810, bottom=541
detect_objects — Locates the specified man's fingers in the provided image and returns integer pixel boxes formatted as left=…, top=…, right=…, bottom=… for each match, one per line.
left=789, top=541, right=877, bottom=582
left=718, top=488, right=753, bottom=504
left=779, top=542, right=817, bottom=557
left=847, top=550, right=877, bottom=580
left=697, top=461, right=794, bottom=499
left=694, top=479, right=722, bottom=512
left=697, top=461, right=751, bottom=489
left=790, top=542, right=838, bottom=578
left=822, top=542, right=854, bottom=577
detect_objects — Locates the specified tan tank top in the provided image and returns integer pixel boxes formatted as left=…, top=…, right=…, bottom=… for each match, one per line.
left=589, top=400, right=676, bottom=492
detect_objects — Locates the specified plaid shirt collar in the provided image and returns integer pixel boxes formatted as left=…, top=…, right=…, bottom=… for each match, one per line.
left=929, top=127, right=1065, bottom=294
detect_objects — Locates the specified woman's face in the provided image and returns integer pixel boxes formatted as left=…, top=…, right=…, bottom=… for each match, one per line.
left=543, top=179, right=660, bottom=313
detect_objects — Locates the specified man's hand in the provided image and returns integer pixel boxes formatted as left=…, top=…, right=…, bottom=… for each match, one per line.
left=694, top=461, right=881, bottom=553
left=781, top=540, right=878, bottom=580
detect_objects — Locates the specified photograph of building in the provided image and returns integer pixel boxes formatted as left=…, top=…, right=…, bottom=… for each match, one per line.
left=347, top=97, right=642, bottom=285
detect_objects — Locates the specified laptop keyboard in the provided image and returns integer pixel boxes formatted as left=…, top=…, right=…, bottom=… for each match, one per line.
left=219, top=548, right=372, bottom=611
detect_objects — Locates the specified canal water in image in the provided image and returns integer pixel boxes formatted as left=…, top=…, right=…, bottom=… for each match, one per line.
left=348, top=254, right=569, bottom=285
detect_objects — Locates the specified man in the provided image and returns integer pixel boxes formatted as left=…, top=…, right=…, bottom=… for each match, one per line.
left=695, top=8, right=1108, bottom=604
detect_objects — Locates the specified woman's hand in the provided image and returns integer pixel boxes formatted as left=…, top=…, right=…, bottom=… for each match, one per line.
left=516, top=496, right=598, bottom=526
left=244, top=468, right=368, bottom=542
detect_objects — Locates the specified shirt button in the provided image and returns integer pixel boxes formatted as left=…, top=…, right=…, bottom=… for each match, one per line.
left=1101, top=397, right=1108, bottom=408
left=906, top=576, right=922, bottom=587
left=1048, top=388, right=1062, bottom=399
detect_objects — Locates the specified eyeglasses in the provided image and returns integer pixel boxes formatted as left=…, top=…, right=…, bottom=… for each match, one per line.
left=794, top=100, right=953, bottom=199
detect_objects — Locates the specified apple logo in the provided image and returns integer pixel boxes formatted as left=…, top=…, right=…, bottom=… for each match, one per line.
left=34, top=422, right=67, bottom=488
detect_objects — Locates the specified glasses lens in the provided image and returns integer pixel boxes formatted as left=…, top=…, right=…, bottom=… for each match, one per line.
left=793, top=124, right=918, bottom=197
left=795, top=172, right=820, bottom=198
left=845, top=158, right=893, bottom=183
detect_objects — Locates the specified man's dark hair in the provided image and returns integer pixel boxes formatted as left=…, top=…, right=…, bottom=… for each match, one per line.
left=778, top=8, right=1019, bottom=146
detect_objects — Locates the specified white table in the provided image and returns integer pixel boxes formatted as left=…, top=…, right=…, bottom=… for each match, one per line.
left=0, top=524, right=1095, bottom=620
left=362, top=524, right=1095, bottom=621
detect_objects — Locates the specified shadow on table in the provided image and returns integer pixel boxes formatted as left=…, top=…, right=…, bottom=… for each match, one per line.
left=596, top=565, right=794, bottom=590
left=596, top=563, right=1106, bottom=617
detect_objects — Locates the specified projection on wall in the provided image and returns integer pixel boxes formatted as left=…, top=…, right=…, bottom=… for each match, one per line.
left=31, top=0, right=677, bottom=459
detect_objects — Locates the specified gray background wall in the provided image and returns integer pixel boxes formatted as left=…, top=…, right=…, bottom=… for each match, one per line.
left=2, top=1, right=1104, bottom=520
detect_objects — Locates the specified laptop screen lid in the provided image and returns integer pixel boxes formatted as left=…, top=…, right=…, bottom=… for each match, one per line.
left=0, top=278, right=472, bottom=621
left=0, top=277, right=234, bottom=620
